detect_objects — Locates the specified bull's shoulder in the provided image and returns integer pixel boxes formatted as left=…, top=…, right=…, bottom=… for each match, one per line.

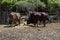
left=41, top=12, right=48, bottom=15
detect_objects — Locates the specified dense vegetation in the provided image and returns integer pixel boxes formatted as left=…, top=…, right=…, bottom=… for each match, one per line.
left=0, top=0, right=60, bottom=15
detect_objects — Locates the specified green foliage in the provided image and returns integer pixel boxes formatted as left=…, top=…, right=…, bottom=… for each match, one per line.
left=15, top=1, right=28, bottom=6
left=0, top=0, right=60, bottom=14
left=34, top=1, right=46, bottom=7
left=1, top=0, right=18, bottom=11
left=47, top=0, right=60, bottom=14
left=1, top=0, right=17, bottom=5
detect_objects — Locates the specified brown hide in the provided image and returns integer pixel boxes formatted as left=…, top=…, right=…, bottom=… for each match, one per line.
left=27, top=12, right=48, bottom=27
left=9, top=12, right=21, bottom=26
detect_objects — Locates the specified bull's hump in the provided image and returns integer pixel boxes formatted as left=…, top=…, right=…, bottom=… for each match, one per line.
left=11, top=12, right=16, bottom=15
left=42, top=12, right=48, bottom=15
left=34, top=12, right=41, bottom=16
left=11, top=12, right=20, bottom=15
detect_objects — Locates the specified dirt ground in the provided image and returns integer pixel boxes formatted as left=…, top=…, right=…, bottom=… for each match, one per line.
left=0, top=23, right=60, bottom=40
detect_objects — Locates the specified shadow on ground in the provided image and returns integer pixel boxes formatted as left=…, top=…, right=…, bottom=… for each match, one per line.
left=4, top=25, right=12, bottom=28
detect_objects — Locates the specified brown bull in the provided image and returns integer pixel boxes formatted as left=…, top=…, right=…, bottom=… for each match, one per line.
left=9, top=12, right=21, bottom=27
left=27, top=12, right=48, bottom=27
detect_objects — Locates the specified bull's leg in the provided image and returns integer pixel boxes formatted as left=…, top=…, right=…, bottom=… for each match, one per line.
left=34, top=22, right=38, bottom=27
left=11, top=22, right=14, bottom=27
left=13, top=19, right=19, bottom=26
left=9, top=20, right=13, bottom=27
left=9, top=20, right=11, bottom=25
left=37, top=21, right=40, bottom=27
left=34, top=23, right=36, bottom=27
left=34, top=24, right=38, bottom=27
left=19, top=20, right=20, bottom=26
left=36, top=21, right=38, bottom=27
left=9, top=21, right=13, bottom=27
left=17, top=19, right=20, bottom=26
left=43, top=20, right=46, bottom=27
left=11, top=20, right=16, bottom=27
left=36, top=23, right=38, bottom=27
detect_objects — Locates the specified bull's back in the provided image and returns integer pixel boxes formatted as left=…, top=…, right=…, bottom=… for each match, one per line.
left=10, top=12, right=21, bottom=19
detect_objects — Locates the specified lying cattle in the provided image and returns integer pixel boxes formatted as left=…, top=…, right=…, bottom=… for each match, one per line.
left=27, top=12, right=49, bottom=27
left=9, top=12, right=21, bottom=27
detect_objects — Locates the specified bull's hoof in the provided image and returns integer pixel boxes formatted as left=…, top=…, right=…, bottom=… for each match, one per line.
left=15, top=24, right=18, bottom=26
